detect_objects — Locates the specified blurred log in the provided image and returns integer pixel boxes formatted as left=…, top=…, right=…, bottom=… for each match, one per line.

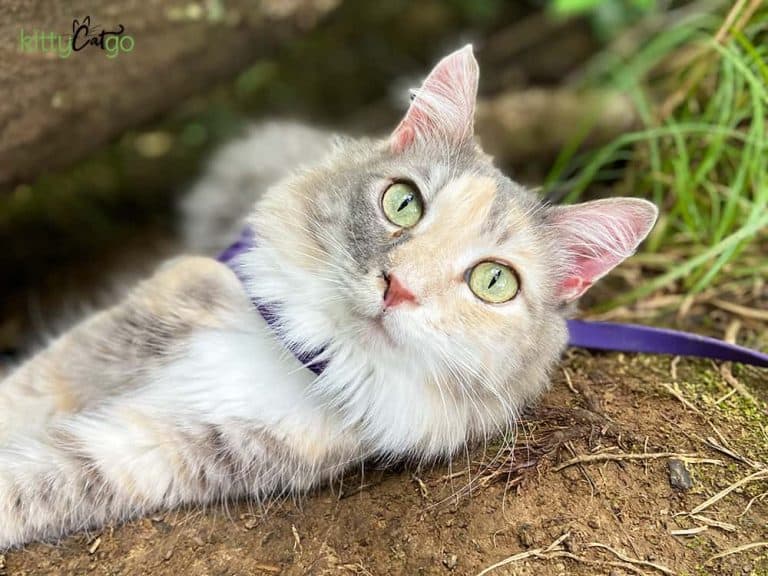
left=0, top=0, right=338, bottom=191
left=476, top=89, right=638, bottom=165
left=479, top=11, right=598, bottom=91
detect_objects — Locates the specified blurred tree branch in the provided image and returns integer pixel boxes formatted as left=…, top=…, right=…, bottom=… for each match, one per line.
left=476, top=89, right=638, bottom=166
left=0, top=0, right=338, bottom=191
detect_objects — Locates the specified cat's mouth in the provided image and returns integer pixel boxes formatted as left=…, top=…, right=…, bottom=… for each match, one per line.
left=346, top=285, right=408, bottom=348
left=368, top=312, right=399, bottom=348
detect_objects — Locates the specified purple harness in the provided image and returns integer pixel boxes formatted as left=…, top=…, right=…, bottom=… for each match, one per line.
left=219, top=228, right=768, bottom=373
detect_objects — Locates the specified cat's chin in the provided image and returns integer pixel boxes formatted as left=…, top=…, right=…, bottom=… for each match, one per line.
left=367, top=314, right=399, bottom=348
left=346, top=304, right=404, bottom=349
left=368, top=308, right=427, bottom=352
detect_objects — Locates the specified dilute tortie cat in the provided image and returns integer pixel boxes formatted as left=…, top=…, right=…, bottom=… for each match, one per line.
left=0, top=46, right=656, bottom=548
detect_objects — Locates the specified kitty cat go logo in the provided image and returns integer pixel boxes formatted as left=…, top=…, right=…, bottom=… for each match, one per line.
left=19, top=16, right=135, bottom=59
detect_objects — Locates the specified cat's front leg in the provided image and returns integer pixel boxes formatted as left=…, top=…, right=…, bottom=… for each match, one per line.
left=0, top=256, right=255, bottom=445
left=0, top=359, right=79, bottom=445
left=0, top=404, right=246, bottom=548
left=0, top=256, right=354, bottom=548
left=0, top=390, right=351, bottom=549
left=0, top=257, right=254, bottom=547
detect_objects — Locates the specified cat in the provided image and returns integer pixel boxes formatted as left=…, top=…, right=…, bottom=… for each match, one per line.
left=0, top=45, right=657, bottom=549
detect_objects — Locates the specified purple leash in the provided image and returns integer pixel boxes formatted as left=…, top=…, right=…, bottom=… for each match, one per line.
left=567, top=319, right=768, bottom=368
left=219, top=228, right=768, bottom=371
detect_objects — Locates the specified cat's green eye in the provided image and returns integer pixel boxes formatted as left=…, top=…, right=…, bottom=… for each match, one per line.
left=381, top=182, right=423, bottom=228
left=468, top=261, right=519, bottom=303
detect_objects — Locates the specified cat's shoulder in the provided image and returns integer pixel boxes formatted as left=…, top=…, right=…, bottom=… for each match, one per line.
left=127, top=255, right=253, bottom=325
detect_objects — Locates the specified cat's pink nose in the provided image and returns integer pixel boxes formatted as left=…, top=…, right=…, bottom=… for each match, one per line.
left=383, top=273, right=418, bottom=308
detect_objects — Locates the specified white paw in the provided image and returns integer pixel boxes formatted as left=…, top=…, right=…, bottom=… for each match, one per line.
left=0, top=472, right=24, bottom=550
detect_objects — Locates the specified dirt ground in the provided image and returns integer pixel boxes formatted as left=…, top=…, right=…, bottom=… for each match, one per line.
left=3, top=345, right=767, bottom=576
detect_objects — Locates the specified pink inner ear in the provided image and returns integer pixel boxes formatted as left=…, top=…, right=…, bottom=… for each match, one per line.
left=560, top=253, right=621, bottom=301
left=390, top=45, right=479, bottom=153
left=554, top=198, right=658, bottom=302
left=391, top=125, right=415, bottom=154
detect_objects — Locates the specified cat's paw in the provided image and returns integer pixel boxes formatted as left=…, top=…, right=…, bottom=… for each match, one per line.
left=0, top=472, right=25, bottom=550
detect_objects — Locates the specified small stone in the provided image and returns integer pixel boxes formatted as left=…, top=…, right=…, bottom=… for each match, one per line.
left=588, top=519, right=600, bottom=529
left=516, top=523, right=535, bottom=548
left=668, top=459, right=693, bottom=490
left=442, top=553, right=457, bottom=570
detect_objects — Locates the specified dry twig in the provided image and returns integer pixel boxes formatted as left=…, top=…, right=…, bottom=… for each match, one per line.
left=714, top=0, right=748, bottom=42
left=87, top=536, right=102, bottom=555
left=562, top=367, right=578, bottom=395
left=586, top=542, right=675, bottom=575
left=711, top=299, right=768, bottom=322
left=660, top=382, right=701, bottom=414
left=475, top=532, right=570, bottom=576
left=690, top=469, right=768, bottom=515
left=412, top=475, right=429, bottom=499
left=720, top=363, right=759, bottom=407
left=475, top=532, right=678, bottom=576
left=554, top=451, right=723, bottom=472
left=670, top=356, right=680, bottom=382
left=291, top=524, right=302, bottom=553
left=660, top=0, right=755, bottom=118
left=689, top=514, right=737, bottom=532
left=738, top=491, right=768, bottom=518
left=544, top=551, right=666, bottom=576
left=671, top=526, right=708, bottom=536
left=707, top=541, right=768, bottom=564
left=703, top=435, right=763, bottom=469
left=719, top=320, right=761, bottom=407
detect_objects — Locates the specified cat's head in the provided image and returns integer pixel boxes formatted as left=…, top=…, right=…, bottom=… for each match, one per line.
left=252, top=46, right=657, bottom=421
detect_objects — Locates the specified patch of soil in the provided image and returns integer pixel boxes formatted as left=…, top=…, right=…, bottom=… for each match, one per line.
left=4, top=351, right=768, bottom=576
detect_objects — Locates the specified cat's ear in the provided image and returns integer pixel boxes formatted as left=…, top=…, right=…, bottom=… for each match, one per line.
left=390, top=45, right=479, bottom=153
left=549, top=198, right=658, bottom=302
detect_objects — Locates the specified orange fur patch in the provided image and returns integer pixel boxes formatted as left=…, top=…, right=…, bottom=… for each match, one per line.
left=388, top=175, right=507, bottom=332
left=389, top=175, right=496, bottom=288
left=45, top=366, right=80, bottom=413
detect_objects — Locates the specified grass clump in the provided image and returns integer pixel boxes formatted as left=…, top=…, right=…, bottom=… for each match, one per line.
left=545, top=0, right=768, bottom=310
